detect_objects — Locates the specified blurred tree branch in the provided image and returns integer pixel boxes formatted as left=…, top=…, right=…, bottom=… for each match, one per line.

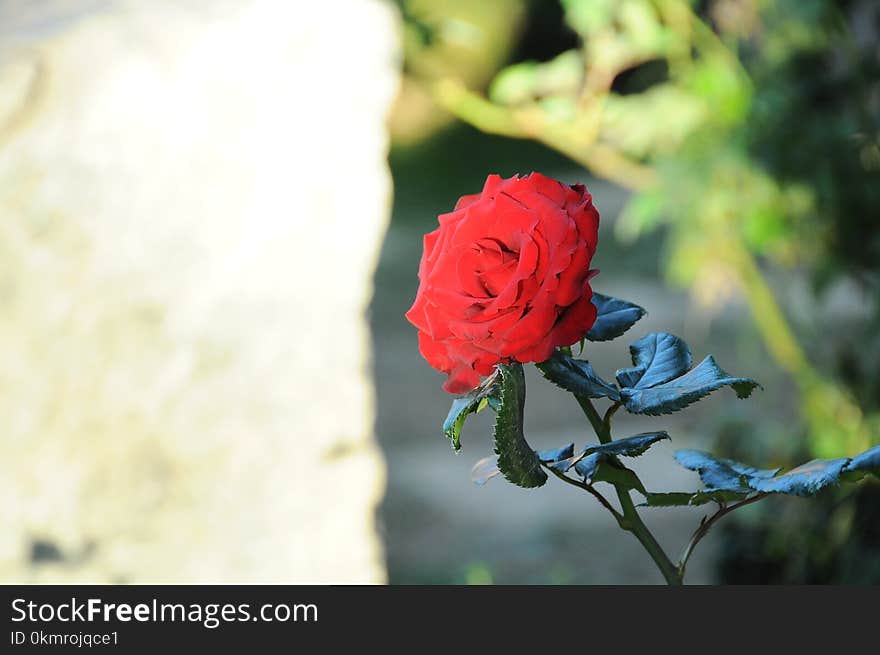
left=431, top=78, right=657, bottom=191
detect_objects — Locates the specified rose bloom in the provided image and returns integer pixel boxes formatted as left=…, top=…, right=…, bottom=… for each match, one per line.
left=406, top=172, right=600, bottom=393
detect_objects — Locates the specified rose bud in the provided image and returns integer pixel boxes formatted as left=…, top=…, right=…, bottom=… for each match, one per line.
left=406, top=172, right=600, bottom=393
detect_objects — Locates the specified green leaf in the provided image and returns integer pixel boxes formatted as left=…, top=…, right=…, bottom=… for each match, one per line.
left=585, top=293, right=647, bottom=342
left=489, top=50, right=582, bottom=106
left=601, top=85, right=708, bottom=160
left=616, top=188, right=666, bottom=241
left=561, top=0, right=616, bottom=35
left=621, top=355, right=762, bottom=415
left=616, top=332, right=692, bottom=389
left=537, top=350, right=620, bottom=400
left=442, top=374, right=500, bottom=452
left=489, top=61, right=538, bottom=105
left=493, top=363, right=547, bottom=489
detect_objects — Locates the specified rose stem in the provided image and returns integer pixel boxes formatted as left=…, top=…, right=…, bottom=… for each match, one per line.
left=574, top=394, right=683, bottom=586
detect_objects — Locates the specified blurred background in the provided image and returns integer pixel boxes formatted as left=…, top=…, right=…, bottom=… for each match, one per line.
left=0, top=0, right=396, bottom=584
left=1, top=0, right=877, bottom=585
left=377, top=0, right=880, bottom=583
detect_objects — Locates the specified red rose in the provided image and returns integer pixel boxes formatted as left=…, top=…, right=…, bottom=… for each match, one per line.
left=406, top=172, right=600, bottom=394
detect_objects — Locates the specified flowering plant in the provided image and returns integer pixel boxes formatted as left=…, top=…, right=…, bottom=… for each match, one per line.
left=407, top=173, right=880, bottom=585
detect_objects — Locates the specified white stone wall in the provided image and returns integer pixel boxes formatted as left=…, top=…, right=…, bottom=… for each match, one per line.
left=0, top=0, right=397, bottom=583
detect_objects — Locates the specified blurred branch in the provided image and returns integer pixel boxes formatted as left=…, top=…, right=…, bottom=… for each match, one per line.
left=431, top=78, right=657, bottom=190
left=0, top=56, right=47, bottom=150
left=728, top=234, right=873, bottom=456
left=727, top=242, right=811, bottom=375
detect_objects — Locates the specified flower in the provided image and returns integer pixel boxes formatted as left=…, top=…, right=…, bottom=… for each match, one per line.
left=406, top=172, right=600, bottom=393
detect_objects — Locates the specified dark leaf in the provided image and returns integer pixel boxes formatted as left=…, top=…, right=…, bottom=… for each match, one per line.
left=621, top=355, right=761, bottom=415
left=673, top=449, right=877, bottom=498
left=640, top=492, right=695, bottom=507
left=750, top=458, right=852, bottom=496
left=587, top=460, right=647, bottom=494
left=572, top=452, right=602, bottom=479
left=586, top=431, right=670, bottom=458
left=567, top=434, right=666, bottom=493
left=536, top=443, right=575, bottom=464
left=442, top=373, right=500, bottom=452
left=585, top=293, right=647, bottom=342
left=752, top=446, right=880, bottom=496
left=844, top=445, right=880, bottom=477
left=673, top=449, right=779, bottom=491
left=615, top=332, right=692, bottom=390
left=572, top=454, right=645, bottom=493
left=470, top=456, right=501, bottom=486
left=549, top=455, right=580, bottom=473
left=493, top=363, right=547, bottom=488
left=537, top=351, right=620, bottom=400
left=641, top=489, right=751, bottom=507
left=553, top=431, right=669, bottom=473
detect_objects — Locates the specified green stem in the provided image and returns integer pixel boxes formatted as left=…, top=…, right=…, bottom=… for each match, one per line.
left=616, top=486, right=683, bottom=586
left=575, top=394, right=683, bottom=585
left=574, top=394, right=608, bottom=443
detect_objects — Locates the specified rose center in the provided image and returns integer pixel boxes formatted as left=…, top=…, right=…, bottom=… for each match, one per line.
left=470, top=237, right=518, bottom=297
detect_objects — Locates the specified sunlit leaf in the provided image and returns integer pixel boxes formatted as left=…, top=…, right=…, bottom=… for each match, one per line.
left=561, top=0, right=616, bottom=35
left=489, top=50, right=582, bottom=106
left=537, top=350, right=619, bottom=400
left=489, top=61, right=538, bottom=106
left=601, top=85, right=708, bottom=159
left=585, top=293, right=647, bottom=342
left=493, top=363, right=547, bottom=488
left=621, top=355, right=761, bottom=415
left=442, top=373, right=500, bottom=452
